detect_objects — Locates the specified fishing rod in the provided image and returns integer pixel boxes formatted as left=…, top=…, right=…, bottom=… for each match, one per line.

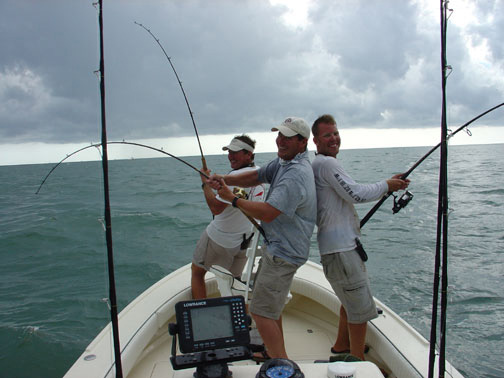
left=430, top=1, right=451, bottom=376
left=134, top=21, right=207, bottom=171
left=359, top=101, right=504, bottom=229
left=96, top=1, right=123, bottom=377
left=36, top=141, right=268, bottom=242
left=35, top=141, right=204, bottom=195
left=130, top=23, right=270, bottom=240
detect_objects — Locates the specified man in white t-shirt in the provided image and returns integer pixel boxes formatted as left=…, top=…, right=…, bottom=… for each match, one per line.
left=311, top=114, right=409, bottom=360
left=191, top=135, right=265, bottom=299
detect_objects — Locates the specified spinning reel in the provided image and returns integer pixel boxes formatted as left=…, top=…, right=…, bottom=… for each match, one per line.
left=392, top=190, right=414, bottom=214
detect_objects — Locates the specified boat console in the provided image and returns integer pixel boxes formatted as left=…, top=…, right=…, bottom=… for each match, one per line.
left=169, top=295, right=308, bottom=378
left=169, top=296, right=253, bottom=377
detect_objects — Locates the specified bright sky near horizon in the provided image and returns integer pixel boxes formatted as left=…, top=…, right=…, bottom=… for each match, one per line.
left=2, top=125, right=502, bottom=167
left=1, top=0, right=503, bottom=166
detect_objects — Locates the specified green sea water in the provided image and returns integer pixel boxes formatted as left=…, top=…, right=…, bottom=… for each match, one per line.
left=1, top=144, right=503, bottom=377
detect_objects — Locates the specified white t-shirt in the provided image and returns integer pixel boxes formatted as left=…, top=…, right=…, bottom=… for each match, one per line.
left=206, top=166, right=265, bottom=248
left=312, top=154, right=388, bottom=255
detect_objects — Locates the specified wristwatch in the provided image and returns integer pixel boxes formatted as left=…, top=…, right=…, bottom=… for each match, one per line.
left=232, top=197, right=239, bottom=208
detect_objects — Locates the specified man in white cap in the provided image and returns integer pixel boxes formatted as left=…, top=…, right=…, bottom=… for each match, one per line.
left=191, top=134, right=265, bottom=299
left=207, top=117, right=317, bottom=360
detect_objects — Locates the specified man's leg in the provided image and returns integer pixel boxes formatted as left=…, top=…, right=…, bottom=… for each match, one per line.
left=332, top=306, right=367, bottom=360
left=332, top=306, right=350, bottom=352
left=252, top=313, right=287, bottom=359
left=249, top=251, right=297, bottom=359
left=191, top=263, right=207, bottom=299
left=348, top=321, right=367, bottom=360
left=325, top=252, right=375, bottom=360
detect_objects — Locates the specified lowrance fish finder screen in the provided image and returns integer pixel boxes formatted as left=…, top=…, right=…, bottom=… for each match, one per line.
left=191, top=305, right=233, bottom=341
left=175, top=296, right=249, bottom=353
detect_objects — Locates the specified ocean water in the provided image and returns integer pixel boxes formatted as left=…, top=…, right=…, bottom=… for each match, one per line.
left=1, top=144, right=503, bottom=378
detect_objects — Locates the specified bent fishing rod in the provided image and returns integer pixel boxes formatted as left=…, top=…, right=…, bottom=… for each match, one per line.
left=359, top=101, right=504, bottom=229
left=35, top=141, right=204, bottom=195
left=36, top=141, right=268, bottom=242
left=133, top=22, right=267, bottom=237
left=134, top=21, right=207, bottom=171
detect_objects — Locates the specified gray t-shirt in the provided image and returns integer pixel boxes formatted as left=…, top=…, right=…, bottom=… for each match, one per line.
left=257, top=150, right=317, bottom=266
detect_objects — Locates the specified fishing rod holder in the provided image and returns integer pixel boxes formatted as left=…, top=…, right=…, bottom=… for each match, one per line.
left=392, top=190, right=414, bottom=214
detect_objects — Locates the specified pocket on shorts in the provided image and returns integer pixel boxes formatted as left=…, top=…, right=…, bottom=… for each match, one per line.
left=342, top=280, right=376, bottom=321
left=271, top=254, right=294, bottom=267
left=321, top=254, right=332, bottom=277
left=322, top=253, right=345, bottom=282
left=262, top=252, right=297, bottom=284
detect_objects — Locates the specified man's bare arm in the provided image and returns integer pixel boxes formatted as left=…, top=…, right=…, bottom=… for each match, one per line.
left=207, top=169, right=260, bottom=188
left=210, top=177, right=281, bottom=223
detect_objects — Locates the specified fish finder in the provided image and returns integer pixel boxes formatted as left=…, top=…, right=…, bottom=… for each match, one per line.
left=169, top=295, right=253, bottom=373
left=175, top=295, right=250, bottom=353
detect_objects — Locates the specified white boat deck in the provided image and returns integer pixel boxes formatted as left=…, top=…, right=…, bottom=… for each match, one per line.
left=129, top=293, right=385, bottom=378
left=65, top=261, right=463, bottom=378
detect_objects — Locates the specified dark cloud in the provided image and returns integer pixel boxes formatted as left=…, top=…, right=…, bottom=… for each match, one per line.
left=0, top=0, right=502, bottom=147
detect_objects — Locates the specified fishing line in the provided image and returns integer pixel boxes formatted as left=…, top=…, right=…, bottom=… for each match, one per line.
left=36, top=141, right=268, bottom=241
left=359, top=101, right=504, bottom=229
left=134, top=21, right=207, bottom=171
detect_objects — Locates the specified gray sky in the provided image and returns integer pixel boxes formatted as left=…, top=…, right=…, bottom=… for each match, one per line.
left=0, top=0, right=503, bottom=165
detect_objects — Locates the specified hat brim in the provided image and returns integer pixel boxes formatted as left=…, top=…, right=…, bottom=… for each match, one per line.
left=222, top=138, right=255, bottom=152
left=271, top=126, right=298, bottom=137
left=222, top=145, right=242, bottom=152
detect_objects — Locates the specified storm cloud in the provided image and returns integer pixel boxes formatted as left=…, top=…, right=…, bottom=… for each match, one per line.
left=0, top=0, right=502, bottom=150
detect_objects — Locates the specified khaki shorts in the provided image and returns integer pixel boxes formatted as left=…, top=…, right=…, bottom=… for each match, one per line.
left=321, top=250, right=378, bottom=324
left=192, top=230, right=247, bottom=277
left=249, top=250, right=298, bottom=320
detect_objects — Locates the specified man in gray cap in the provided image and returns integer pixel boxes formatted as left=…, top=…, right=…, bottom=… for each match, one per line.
left=191, top=134, right=265, bottom=299
left=207, top=117, right=317, bottom=360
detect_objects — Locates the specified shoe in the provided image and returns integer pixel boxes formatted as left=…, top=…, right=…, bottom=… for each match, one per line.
left=330, top=345, right=370, bottom=354
left=329, top=353, right=362, bottom=362
left=252, top=350, right=271, bottom=363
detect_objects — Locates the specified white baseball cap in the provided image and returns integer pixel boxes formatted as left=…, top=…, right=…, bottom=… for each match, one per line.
left=222, top=137, right=254, bottom=152
left=271, top=117, right=310, bottom=139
